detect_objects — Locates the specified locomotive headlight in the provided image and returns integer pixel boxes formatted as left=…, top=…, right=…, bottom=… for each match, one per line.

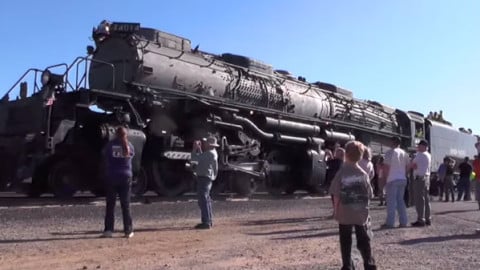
left=41, top=70, right=51, bottom=86
left=40, top=70, right=64, bottom=87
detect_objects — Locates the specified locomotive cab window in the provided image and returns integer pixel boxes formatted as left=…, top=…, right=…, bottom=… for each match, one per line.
left=414, top=122, right=424, bottom=138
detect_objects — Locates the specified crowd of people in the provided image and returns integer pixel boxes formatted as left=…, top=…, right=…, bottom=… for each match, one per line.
left=324, top=136, right=480, bottom=270
left=100, top=126, right=480, bottom=269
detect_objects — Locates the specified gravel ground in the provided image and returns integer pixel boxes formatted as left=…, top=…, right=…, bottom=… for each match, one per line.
left=0, top=194, right=480, bottom=270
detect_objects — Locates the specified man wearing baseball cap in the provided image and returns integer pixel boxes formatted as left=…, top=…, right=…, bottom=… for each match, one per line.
left=410, top=139, right=432, bottom=227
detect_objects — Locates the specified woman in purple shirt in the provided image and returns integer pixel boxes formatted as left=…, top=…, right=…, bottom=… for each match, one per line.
left=102, top=126, right=135, bottom=238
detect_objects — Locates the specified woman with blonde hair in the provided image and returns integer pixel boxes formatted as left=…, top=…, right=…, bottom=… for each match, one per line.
left=359, top=147, right=375, bottom=183
left=102, top=126, right=135, bottom=238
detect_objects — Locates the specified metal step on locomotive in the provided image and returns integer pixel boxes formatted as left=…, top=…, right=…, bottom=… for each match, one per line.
left=0, top=20, right=477, bottom=198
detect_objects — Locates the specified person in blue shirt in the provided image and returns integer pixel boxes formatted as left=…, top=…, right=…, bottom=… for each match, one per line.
left=436, top=157, right=449, bottom=201
left=101, top=126, right=135, bottom=238
left=190, top=136, right=219, bottom=229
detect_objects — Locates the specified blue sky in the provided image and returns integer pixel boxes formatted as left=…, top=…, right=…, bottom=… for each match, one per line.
left=1, top=1, right=479, bottom=133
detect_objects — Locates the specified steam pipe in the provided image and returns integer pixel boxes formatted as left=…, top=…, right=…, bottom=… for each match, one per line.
left=207, top=119, right=244, bottom=131
left=231, top=114, right=324, bottom=145
left=263, top=116, right=321, bottom=136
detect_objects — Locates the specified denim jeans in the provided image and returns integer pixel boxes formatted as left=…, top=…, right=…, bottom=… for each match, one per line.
left=338, top=224, right=377, bottom=270
left=197, top=177, right=213, bottom=226
left=385, top=179, right=408, bottom=227
left=104, top=176, right=132, bottom=233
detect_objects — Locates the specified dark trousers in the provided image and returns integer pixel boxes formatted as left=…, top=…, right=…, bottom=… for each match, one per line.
left=443, top=176, right=455, bottom=202
left=413, top=176, right=431, bottom=222
left=197, top=177, right=213, bottom=225
left=437, top=179, right=445, bottom=199
left=338, top=224, right=376, bottom=270
left=104, top=177, right=133, bottom=233
left=457, top=177, right=471, bottom=201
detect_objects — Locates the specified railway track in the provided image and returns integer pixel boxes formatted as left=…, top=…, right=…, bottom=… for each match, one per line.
left=0, top=191, right=324, bottom=208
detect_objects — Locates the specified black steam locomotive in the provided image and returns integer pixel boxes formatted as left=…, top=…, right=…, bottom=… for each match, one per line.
left=0, top=21, right=476, bottom=198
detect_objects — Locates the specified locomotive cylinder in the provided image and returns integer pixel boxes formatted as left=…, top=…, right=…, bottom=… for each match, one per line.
left=263, top=117, right=321, bottom=136
left=322, top=130, right=355, bottom=143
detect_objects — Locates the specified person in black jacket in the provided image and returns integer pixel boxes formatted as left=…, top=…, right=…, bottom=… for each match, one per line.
left=457, top=157, right=473, bottom=201
left=443, top=158, right=455, bottom=203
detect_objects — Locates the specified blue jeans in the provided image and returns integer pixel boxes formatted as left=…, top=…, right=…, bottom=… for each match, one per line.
left=385, top=179, right=408, bottom=227
left=104, top=176, right=132, bottom=233
left=197, top=177, right=213, bottom=226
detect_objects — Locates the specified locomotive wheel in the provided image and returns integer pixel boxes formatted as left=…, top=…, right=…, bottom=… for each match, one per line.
left=131, top=167, right=148, bottom=196
left=231, top=173, right=258, bottom=197
left=48, top=160, right=79, bottom=199
left=89, top=187, right=106, bottom=197
left=264, top=150, right=290, bottom=196
left=28, top=163, right=49, bottom=198
left=305, top=184, right=323, bottom=195
left=149, top=160, right=191, bottom=197
left=211, top=172, right=227, bottom=196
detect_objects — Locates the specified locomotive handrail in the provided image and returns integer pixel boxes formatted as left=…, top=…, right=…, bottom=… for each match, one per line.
left=65, top=57, right=87, bottom=90
left=73, top=57, right=116, bottom=90
left=94, top=58, right=116, bottom=90
left=68, top=56, right=115, bottom=90
left=2, top=68, right=44, bottom=100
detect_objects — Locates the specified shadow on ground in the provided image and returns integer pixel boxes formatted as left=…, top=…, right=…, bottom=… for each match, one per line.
left=243, top=216, right=331, bottom=226
left=0, top=226, right=191, bottom=244
left=397, top=233, right=480, bottom=245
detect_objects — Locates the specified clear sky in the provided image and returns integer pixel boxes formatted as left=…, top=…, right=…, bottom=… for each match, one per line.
left=1, top=1, right=479, bottom=133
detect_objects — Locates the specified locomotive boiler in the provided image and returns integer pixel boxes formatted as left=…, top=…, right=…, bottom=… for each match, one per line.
left=86, top=21, right=413, bottom=196
left=0, top=20, right=476, bottom=198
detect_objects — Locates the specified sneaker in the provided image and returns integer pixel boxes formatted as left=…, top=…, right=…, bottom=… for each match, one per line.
left=425, top=220, right=431, bottom=226
left=125, top=232, right=134, bottom=238
left=411, top=221, right=426, bottom=227
left=399, top=224, right=408, bottom=228
left=101, top=231, right=113, bottom=238
left=194, top=223, right=211, bottom=230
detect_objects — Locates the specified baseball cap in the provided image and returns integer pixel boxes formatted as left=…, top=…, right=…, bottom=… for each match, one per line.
left=390, top=136, right=401, bottom=144
left=417, top=139, right=429, bottom=146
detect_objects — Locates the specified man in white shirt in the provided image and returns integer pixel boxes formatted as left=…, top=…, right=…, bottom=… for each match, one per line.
left=475, top=138, right=480, bottom=155
left=410, top=139, right=432, bottom=227
left=382, top=136, right=410, bottom=228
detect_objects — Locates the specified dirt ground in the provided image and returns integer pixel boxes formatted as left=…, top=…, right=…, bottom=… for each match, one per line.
left=1, top=195, right=480, bottom=270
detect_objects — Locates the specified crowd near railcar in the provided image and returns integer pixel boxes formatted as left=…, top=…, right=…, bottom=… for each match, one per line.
left=0, top=21, right=477, bottom=198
